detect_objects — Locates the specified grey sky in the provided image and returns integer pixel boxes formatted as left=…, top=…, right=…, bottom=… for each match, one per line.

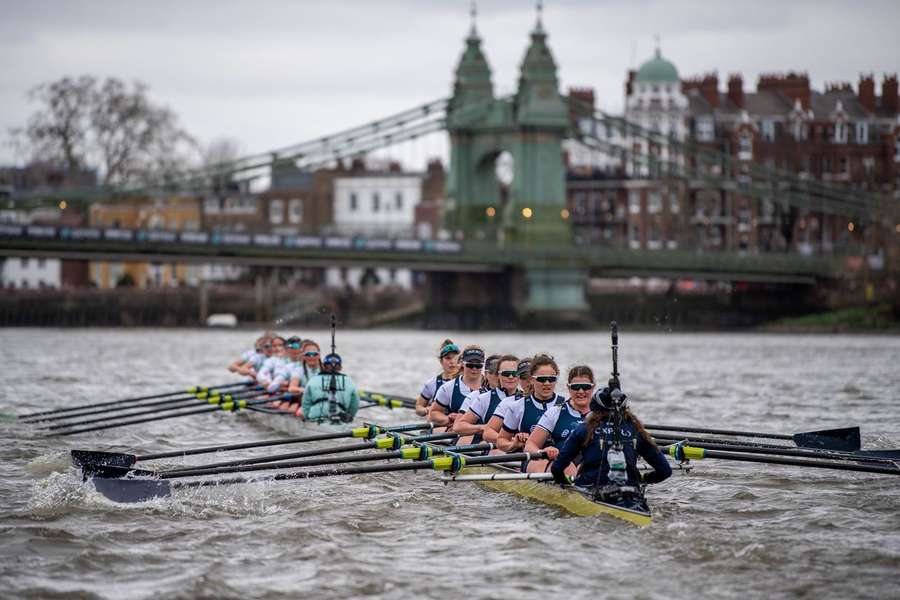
left=1, top=0, right=898, bottom=165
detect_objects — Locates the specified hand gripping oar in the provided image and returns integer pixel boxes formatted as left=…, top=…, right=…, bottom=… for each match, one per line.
left=85, top=431, right=462, bottom=479
left=666, top=443, right=900, bottom=476
left=71, top=422, right=431, bottom=468
left=19, top=381, right=252, bottom=420
left=48, top=394, right=292, bottom=437
left=652, top=436, right=900, bottom=467
left=90, top=450, right=549, bottom=504
left=26, top=386, right=264, bottom=423
left=39, top=388, right=270, bottom=431
left=646, top=424, right=861, bottom=452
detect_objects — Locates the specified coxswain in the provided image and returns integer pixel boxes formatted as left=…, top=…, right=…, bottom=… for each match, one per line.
left=300, top=352, right=360, bottom=424
left=428, top=345, right=484, bottom=429
left=523, top=365, right=594, bottom=474
left=415, top=339, right=460, bottom=417
left=550, top=386, right=671, bottom=498
left=453, top=354, right=519, bottom=443
left=496, top=354, right=564, bottom=452
left=480, top=357, right=531, bottom=444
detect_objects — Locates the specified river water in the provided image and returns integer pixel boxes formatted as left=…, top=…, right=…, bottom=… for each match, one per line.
left=0, top=328, right=898, bottom=599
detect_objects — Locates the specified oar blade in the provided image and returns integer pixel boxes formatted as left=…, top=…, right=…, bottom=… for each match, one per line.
left=91, top=477, right=171, bottom=503
left=71, top=450, right=136, bottom=468
left=82, top=463, right=156, bottom=480
left=793, top=427, right=861, bottom=452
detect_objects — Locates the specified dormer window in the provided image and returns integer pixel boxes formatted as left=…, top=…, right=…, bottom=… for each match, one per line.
left=833, top=121, right=848, bottom=144
left=855, top=122, right=869, bottom=144
left=696, top=117, right=714, bottom=142
left=761, top=120, right=776, bottom=142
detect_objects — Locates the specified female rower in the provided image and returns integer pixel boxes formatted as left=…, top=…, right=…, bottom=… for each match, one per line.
left=496, top=354, right=564, bottom=453
left=255, top=336, right=287, bottom=388
left=523, top=365, right=594, bottom=474
left=301, top=352, right=360, bottom=424
left=415, top=339, right=460, bottom=417
left=551, top=386, right=671, bottom=492
left=288, top=339, right=322, bottom=395
left=481, top=354, right=501, bottom=392
left=480, top=357, right=530, bottom=444
left=228, top=335, right=267, bottom=375
left=453, top=354, right=519, bottom=443
left=428, top=345, right=484, bottom=428
left=269, top=336, right=304, bottom=407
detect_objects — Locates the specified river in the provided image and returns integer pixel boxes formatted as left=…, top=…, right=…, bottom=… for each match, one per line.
left=1, top=328, right=898, bottom=599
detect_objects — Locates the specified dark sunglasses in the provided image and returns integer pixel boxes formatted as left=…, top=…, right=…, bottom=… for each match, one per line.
left=464, top=362, right=484, bottom=370
left=499, top=370, right=518, bottom=378
left=534, top=376, right=557, bottom=384
left=262, top=344, right=272, bottom=350
left=304, top=351, right=320, bottom=357
left=568, top=383, right=593, bottom=391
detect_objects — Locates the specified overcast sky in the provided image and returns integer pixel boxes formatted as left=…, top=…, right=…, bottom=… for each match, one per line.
left=1, top=0, right=898, bottom=165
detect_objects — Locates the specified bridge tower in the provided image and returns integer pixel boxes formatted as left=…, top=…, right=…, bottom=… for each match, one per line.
left=439, top=7, right=588, bottom=323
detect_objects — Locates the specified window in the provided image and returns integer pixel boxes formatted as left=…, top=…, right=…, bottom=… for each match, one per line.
left=761, top=120, right=776, bottom=142
left=647, top=192, right=662, bottom=214
left=395, top=192, right=403, bottom=210
left=895, top=138, right=900, bottom=162
left=372, top=192, right=380, bottom=212
left=839, top=157, right=849, bottom=175
left=628, top=223, right=640, bottom=249
left=288, top=199, right=303, bottom=224
left=350, top=193, right=358, bottom=212
left=738, top=133, right=753, bottom=160
left=628, top=191, right=641, bottom=215
left=669, top=192, right=680, bottom=214
left=792, top=121, right=808, bottom=141
left=834, top=121, right=848, bottom=144
left=856, top=122, right=869, bottom=144
left=695, top=117, right=714, bottom=142
left=863, top=157, right=875, bottom=175
left=269, top=198, right=284, bottom=224
left=204, top=197, right=221, bottom=214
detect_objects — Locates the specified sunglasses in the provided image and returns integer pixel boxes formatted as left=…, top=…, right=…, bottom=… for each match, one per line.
left=262, top=344, right=272, bottom=350
left=534, top=376, right=558, bottom=384
left=287, top=343, right=301, bottom=349
left=568, top=383, right=593, bottom=392
left=499, top=370, right=518, bottom=378
left=304, top=351, right=319, bottom=357
left=464, top=362, right=484, bottom=370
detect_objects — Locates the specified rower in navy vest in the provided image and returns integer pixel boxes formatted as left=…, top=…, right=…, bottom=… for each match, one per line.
left=550, top=385, right=671, bottom=507
left=480, top=357, right=531, bottom=444
left=453, top=354, right=520, bottom=444
left=497, top=354, right=564, bottom=452
left=428, top=345, right=484, bottom=429
left=415, top=339, right=460, bottom=417
left=523, top=365, right=595, bottom=474
left=479, top=354, right=501, bottom=394
left=300, top=353, right=360, bottom=424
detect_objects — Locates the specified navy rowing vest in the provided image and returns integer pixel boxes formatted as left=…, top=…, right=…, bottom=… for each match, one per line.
left=550, top=402, right=586, bottom=447
left=522, top=394, right=563, bottom=433
left=449, top=376, right=469, bottom=413
left=474, top=389, right=504, bottom=425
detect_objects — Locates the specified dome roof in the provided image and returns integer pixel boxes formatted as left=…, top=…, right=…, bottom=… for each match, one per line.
left=634, top=48, right=679, bottom=83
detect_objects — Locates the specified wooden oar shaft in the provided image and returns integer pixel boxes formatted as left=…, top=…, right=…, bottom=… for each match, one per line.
left=20, top=381, right=251, bottom=419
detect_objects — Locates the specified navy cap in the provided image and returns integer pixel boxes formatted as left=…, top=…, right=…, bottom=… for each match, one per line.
left=516, top=359, right=531, bottom=377
left=461, top=348, right=485, bottom=363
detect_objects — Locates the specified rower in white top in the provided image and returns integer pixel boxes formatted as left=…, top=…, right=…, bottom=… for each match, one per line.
left=453, top=354, right=520, bottom=444
left=428, top=345, right=484, bottom=429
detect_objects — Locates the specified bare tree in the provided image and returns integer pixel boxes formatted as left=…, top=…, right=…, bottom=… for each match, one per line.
left=202, top=137, right=244, bottom=167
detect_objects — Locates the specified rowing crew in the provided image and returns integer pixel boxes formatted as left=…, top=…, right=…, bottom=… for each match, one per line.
left=227, top=333, right=361, bottom=423
left=417, top=339, right=671, bottom=496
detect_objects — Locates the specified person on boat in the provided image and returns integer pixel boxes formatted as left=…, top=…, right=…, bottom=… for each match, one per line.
left=300, top=352, right=360, bottom=424
left=496, top=354, right=565, bottom=453
left=415, top=339, right=460, bottom=417
left=428, top=345, right=484, bottom=428
left=255, top=336, right=287, bottom=388
left=267, top=336, right=304, bottom=407
left=523, top=365, right=595, bottom=474
left=453, top=354, right=519, bottom=444
left=228, top=335, right=268, bottom=376
left=481, top=354, right=501, bottom=392
left=550, top=386, right=671, bottom=494
left=480, top=357, right=531, bottom=444
left=286, top=339, right=322, bottom=397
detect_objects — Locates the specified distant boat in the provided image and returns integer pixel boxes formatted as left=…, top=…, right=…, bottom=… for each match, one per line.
left=206, top=313, right=238, bottom=328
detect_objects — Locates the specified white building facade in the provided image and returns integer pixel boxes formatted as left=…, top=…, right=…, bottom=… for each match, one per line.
left=331, top=174, right=422, bottom=238
left=1, top=257, right=61, bottom=289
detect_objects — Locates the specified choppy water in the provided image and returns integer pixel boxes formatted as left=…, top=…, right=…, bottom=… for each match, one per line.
left=1, top=328, right=898, bottom=599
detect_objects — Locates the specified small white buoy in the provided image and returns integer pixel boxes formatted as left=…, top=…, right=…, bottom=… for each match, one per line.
left=206, top=313, right=238, bottom=328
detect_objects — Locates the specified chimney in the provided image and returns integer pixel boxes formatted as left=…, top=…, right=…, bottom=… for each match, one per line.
left=728, top=74, right=744, bottom=109
left=568, top=87, right=595, bottom=119
left=883, top=74, right=899, bottom=113
left=626, top=70, right=636, bottom=97
left=682, top=73, right=719, bottom=108
left=858, top=74, right=875, bottom=112
left=758, top=72, right=811, bottom=109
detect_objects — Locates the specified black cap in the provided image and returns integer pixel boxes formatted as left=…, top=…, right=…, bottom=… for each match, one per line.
left=485, top=354, right=501, bottom=374
left=516, top=359, right=531, bottom=377
left=461, top=348, right=485, bottom=363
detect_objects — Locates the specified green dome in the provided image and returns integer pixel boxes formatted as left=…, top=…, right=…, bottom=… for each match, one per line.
left=634, top=48, right=679, bottom=83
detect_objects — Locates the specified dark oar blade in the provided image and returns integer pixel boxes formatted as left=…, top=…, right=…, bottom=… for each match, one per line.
left=72, top=450, right=137, bottom=468
left=855, top=449, right=900, bottom=460
left=92, top=478, right=172, bottom=503
left=793, top=427, right=860, bottom=451
left=82, top=463, right=157, bottom=479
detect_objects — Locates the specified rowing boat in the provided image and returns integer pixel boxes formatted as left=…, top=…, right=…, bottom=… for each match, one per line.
left=239, top=404, right=654, bottom=526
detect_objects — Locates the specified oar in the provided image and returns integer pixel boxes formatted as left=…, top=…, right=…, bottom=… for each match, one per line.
left=90, top=450, right=548, bottom=503
left=667, top=444, right=900, bottom=476
left=38, top=389, right=270, bottom=431
left=359, top=391, right=417, bottom=409
left=86, top=432, right=463, bottom=479
left=652, top=436, right=900, bottom=466
left=19, top=381, right=252, bottom=420
left=646, top=424, right=861, bottom=452
left=26, top=386, right=264, bottom=423
left=71, top=422, right=431, bottom=468
left=48, top=395, right=289, bottom=437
